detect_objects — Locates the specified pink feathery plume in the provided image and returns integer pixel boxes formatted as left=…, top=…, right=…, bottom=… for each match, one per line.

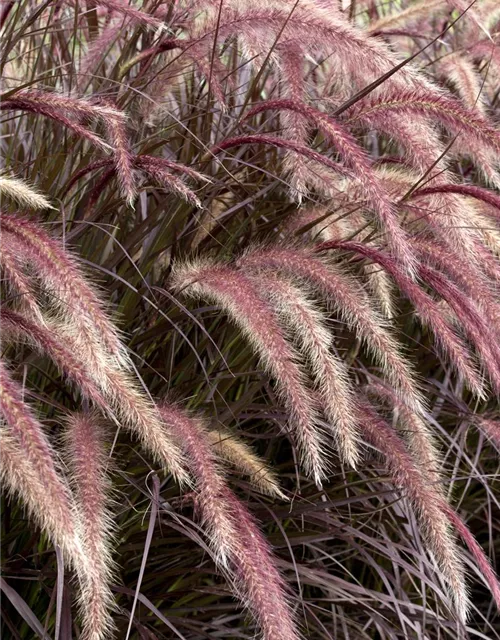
left=357, top=400, right=470, bottom=621
left=418, top=264, right=500, bottom=393
left=435, top=53, right=487, bottom=114
left=101, top=105, right=136, bottom=206
left=77, top=21, right=123, bottom=91
left=404, top=188, right=484, bottom=262
left=64, top=155, right=208, bottom=207
left=238, top=247, right=426, bottom=416
left=317, top=240, right=485, bottom=397
left=0, top=245, right=41, bottom=319
left=7, top=91, right=134, bottom=200
left=0, top=362, right=84, bottom=569
left=0, top=99, right=110, bottom=150
left=0, top=214, right=129, bottom=368
left=472, top=417, right=500, bottom=453
left=0, top=308, right=109, bottom=409
left=367, top=0, right=448, bottom=35
left=171, top=259, right=328, bottom=485
left=159, top=403, right=300, bottom=640
left=366, top=380, right=443, bottom=490
left=251, top=271, right=361, bottom=468
left=1, top=216, right=188, bottom=483
left=414, top=237, right=500, bottom=328
left=64, top=413, right=116, bottom=640
left=136, top=155, right=208, bottom=207
left=211, top=134, right=355, bottom=180
left=206, top=429, right=286, bottom=500
left=0, top=307, right=188, bottom=485
left=245, top=99, right=416, bottom=272
left=276, top=44, right=311, bottom=200
left=346, top=89, right=500, bottom=187
left=5, top=90, right=125, bottom=124
left=444, top=505, right=500, bottom=612
left=191, top=3, right=428, bottom=94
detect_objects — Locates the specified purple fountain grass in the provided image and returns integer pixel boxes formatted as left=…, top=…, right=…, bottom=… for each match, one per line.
left=1, top=213, right=130, bottom=369
left=367, top=380, right=443, bottom=491
left=190, top=1, right=429, bottom=94
left=435, top=52, right=487, bottom=113
left=77, top=20, right=123, bottom=90
left=245, top=99, right=416, bottom=271
left=135, top=155, right=205, bottom=207
left=2, top=93, right=136, bottom=194
left=316, top=239, right=485, bottom=397
left=159, top=403, right=300, bottom=640
left=1, top=99, right=111, bottom=150
left=171, top=258, right=329, bottom=485
left=0, top=244, right=42, bottom=319
left=0, top=217, right=188, bottom=483
left=414, top=237, right=500, bottom=327
left=357, top=400, right=470, bottom=622
left=404, top=188, right=486, bottom=263
left=101, top=106, right=136, bottom=206
left=238, top=246, right=426, bottom=416
left=1, top=308, right=109, bottom=409
left=5, top=90, right=126, bottom=123
left=251, top=270, right=361, bottom=468
left=0, top=307, right=189, bottom=485
left=345, top=89, right=500, bottom=187
left=276, top=43, right=310, bottom=200
left=64, top=155, right=209, bottom=204
left=0, top=174, right=52, bottom=210
left=206, top=429, right=287, bottom=500
left=284, top=206, right=397, bottom=318
left=473, top=417, right=500, bottom=453
left=212, top=134, right=355, bottom=181
left=64, top=413, right=116, bottom=640
left=418, top=264, right=500, bottom=393
left=159, top=403, right=235, bottom=567
left=367, top=0, right=446, bottom=35
left=443, top=505, right=500, bottom=612
left=0, top=362, right=84, bottom=569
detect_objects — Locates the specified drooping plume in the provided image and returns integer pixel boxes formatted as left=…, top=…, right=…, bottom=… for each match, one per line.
left=159, top=403, right=300, bottom=640
left=207, top=429, right=286, bottom=500
left=171, top=258, right=328, bottom=485
left=250, top=270, right=361, bottom=468
left=238, top=246, right=426, bottom=416
left=64, top=413, right=116, bottom=640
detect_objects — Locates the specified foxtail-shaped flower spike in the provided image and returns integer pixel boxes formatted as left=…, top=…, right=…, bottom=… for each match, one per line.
left=317, top=240, right=485, bottom=397
left=207, top=429, right=287, bottom=500
left=159, top=403, right=300, bottom=640
left=0, top=363, right=84, bottom=569
left=1, top=214, right=130, bottom=369
left=367, top=380, right=443, bottom=491
left=238, top=247, right=426, bottom=416
left=64, top=413, right=116, bottom=640
left=0, top=174, right=52, bottom=209
left=245, top=99, right=416, bottom=272
left=357, top=400, right=470, bottom=622
left=73, top=0, right=164, bottom=29
left=0, top=308, right=188, bottom=485
left=251, top=271, right=361, bottom=468
left=171, top=259, right=329, bottom=485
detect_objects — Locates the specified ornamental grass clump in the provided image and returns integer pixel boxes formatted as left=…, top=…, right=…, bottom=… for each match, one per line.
left=1, top=1, right=499, bottom=638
